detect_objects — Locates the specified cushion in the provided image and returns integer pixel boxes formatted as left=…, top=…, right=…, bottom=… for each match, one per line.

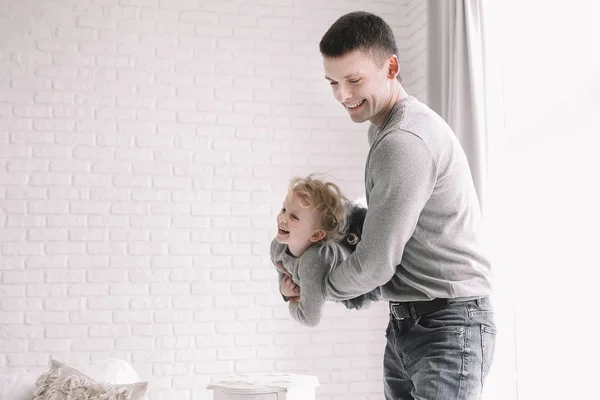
left=32, top=359, right=147, bottom=400
left=77, top=358, right=142, bottom=385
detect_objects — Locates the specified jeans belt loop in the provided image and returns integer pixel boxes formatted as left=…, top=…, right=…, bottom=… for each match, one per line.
left=390, top=303, right=403, bottom=320
left=408, top=303, right=417, bottom=319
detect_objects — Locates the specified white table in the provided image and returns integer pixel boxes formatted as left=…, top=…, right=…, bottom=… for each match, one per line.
left=207, top=373, right=319, bottom=400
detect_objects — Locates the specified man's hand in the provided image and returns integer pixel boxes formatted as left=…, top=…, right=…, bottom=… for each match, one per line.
left=276, top=262, right=301, bottom=303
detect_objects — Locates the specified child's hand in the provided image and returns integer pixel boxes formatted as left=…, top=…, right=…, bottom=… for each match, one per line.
left=281, top=275, right=301, bottom=298
left=276, top=262, right=301, bottom=302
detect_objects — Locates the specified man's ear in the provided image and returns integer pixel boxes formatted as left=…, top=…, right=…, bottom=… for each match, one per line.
left=387, top=55, right=400, bottom=80
left=310, top=230, right=326, bottom=243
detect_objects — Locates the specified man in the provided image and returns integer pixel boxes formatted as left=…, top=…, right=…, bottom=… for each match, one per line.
left=319, top=11, right=495, bottom=400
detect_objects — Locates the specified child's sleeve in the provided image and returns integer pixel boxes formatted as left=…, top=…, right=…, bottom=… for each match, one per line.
left=270, top=238, right=290, bottom=302
left=277, top=270, right=290, bottom=302
left=288, top=249, right=330, bottom=327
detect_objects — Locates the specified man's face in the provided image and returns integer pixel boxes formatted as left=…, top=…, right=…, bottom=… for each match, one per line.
left=323, top=49, right=394, bottom=127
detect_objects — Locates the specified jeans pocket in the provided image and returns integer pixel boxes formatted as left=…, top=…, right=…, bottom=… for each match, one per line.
left=413, top=306, right=468, bottom=334
left=481, top=324, right=497, bottom=384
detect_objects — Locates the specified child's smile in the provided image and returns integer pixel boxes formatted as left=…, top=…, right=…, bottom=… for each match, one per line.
left=276, top=192, right=322, bottom=257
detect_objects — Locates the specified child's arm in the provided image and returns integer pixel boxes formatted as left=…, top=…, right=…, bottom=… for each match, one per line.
left=271, top=238, right=292, bottom=302
left=276, top=269, right=290, bottom=301
left=280, top=273, right=300, bottom=298
left=288, top=248, right=330, bottom=327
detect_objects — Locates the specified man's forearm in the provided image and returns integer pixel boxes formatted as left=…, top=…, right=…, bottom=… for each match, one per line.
left=324, top=245, right=396, bottom=300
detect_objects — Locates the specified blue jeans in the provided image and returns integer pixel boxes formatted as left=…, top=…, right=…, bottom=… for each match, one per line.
left=384, top=297, right=496, bottom=400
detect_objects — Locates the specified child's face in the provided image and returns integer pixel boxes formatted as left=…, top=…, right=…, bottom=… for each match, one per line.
left=276, top=191, right=325, bottom=255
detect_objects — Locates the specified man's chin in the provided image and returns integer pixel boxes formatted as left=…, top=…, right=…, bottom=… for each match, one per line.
left=348, top=113, right=369, bottom=123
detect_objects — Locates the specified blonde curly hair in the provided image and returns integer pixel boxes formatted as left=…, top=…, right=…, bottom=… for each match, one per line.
left=288, top=174, right=352, bottom=243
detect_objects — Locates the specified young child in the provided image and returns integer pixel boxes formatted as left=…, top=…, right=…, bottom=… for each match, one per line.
left=270, top=175, right=380, bottom=327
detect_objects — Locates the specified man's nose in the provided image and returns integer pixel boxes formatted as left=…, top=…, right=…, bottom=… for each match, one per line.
left=335, top=84, right=351, bottom=103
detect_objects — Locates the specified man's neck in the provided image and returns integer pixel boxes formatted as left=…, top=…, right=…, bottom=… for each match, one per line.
left=372, top=83, right=408, bottom=128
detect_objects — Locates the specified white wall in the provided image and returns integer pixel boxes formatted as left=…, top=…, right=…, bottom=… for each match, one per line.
left=0, top=0, right=428, bottom=399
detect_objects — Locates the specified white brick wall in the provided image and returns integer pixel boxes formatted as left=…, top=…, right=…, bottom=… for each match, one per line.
left=0, top=1, right=428, bottom=399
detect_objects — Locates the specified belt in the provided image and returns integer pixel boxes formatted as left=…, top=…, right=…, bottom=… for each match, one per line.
left=389, top=298, right=451, bottom=320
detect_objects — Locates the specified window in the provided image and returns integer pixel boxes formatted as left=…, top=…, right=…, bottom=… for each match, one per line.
left=483, top=1, right=599, bottom=398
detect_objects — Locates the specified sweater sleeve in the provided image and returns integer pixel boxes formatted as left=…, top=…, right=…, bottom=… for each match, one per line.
left=324, top=132, right=437, bottom=299
left=288, top=248, right=330, bottom=327
left=270, top=239, right=290, bottom=302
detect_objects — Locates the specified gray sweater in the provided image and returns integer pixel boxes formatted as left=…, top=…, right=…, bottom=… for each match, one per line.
left=323, top=96, right=493, bottom=302
left=271, top=239, right=380, bottom=327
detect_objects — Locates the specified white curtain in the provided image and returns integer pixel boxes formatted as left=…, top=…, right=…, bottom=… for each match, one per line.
left=427, top=0, right=488, bottom=211
left=448, top=1, right=599, bottom=398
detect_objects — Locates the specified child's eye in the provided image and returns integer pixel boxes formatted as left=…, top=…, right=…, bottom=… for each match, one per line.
left=280, top=207, right=286, bottom=214
left=329, top=81, right=338, bottom=86
left=349, top=79, right=360, bottom=84
left=291, top=214, right=298, bottom=220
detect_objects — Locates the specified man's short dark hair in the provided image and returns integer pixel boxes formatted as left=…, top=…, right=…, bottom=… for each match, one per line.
left=319, top=11, right=400, bottom=80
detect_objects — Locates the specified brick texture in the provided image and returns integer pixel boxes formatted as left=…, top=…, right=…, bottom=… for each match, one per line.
left=0, top=0, right=427, bottom=398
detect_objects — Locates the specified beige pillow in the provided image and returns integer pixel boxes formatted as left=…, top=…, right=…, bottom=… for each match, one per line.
left=32, top=359, right=148, bottom=400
